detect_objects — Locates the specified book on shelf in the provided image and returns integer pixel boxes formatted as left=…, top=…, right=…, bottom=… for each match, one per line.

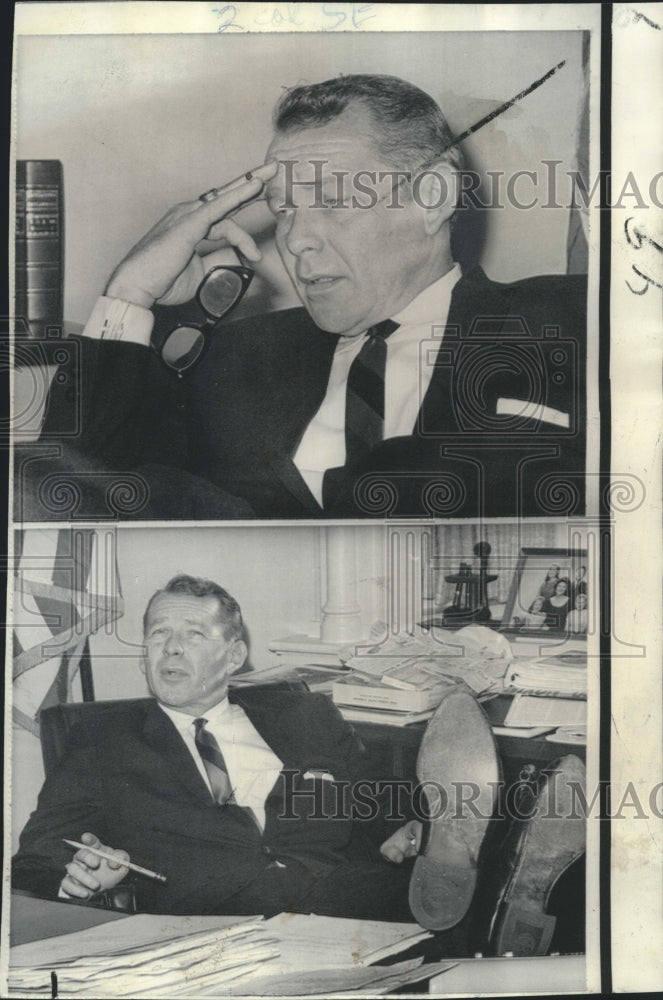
left=15, top=160, right=64, bottom=338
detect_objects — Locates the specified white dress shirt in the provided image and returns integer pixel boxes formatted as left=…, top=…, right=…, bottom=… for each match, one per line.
left=159, top=699, right=283, bottom=831
left=293, top=264, right=462, bottom=504
left=80, top=263, right=462, bottom=506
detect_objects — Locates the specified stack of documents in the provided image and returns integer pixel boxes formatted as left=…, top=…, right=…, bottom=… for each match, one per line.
left=9, top=916, right=279, bottom=997
left=232, top=913, right=454, bottom=995
left=9, top=908, right=455, bottom=997
left=345, top=625, right=512, bottom=700
left=504, top=652, right=587, bottom=698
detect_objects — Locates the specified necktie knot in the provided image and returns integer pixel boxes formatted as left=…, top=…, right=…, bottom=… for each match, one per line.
left=366, top=318, right=399, bottom=341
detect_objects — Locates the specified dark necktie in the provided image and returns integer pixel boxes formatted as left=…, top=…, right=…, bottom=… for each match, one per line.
left=193, top=717, right=234, bottom=805
left=344, top=319, right=399, bottom=469
left=321, top=319, right=399, bottom=510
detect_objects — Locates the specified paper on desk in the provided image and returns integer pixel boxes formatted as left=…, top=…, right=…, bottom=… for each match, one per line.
left=9, top=911, right=438, bottom=999
left=347, top=625, right=511, bottom=695
left=354, top=624, right=512, bottom=661
left=217, top=957, right=458, bottom=996
left=9, top=917, right=280, bottom=998
left=10, top=913, right=258, bottom=966
left=263, top=912, right=432, bottom=968
left=347, top=653, right=506, bottom=696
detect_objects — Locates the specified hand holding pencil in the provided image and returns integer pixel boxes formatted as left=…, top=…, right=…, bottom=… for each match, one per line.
left=60, top=831, right=136, bottom=902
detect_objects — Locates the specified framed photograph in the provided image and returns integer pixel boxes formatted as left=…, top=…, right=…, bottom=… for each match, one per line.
left=501, top=547, right=589, bottom=638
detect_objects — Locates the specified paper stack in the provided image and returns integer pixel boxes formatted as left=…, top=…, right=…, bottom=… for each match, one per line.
left=9, top=907, right=456, bottom=998
left=504, top=651, right=587, bottom=699
left=227, top=913, right=453, bottom=995
left=9, top=917, right=279, bottom=998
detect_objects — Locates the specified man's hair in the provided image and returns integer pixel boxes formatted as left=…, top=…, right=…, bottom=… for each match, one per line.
left=143, top=574, right=245, bottom=642
left=273, top=74, right=464, bottom=174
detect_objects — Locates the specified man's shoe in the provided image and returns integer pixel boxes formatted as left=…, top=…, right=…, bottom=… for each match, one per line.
left=488, top=753, right=586, bottom=957
left=408, top=686, right=500, bottom=930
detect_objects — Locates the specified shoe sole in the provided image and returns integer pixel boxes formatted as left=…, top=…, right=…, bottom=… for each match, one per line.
left=492, top=754, right=587, bottom=956
left=409, top=687, right=499, bottom=930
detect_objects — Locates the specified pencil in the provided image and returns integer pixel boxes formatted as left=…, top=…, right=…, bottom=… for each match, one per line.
left=63, top=838, right=167, bottom=883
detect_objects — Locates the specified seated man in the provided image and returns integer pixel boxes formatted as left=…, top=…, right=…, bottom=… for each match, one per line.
left=13, top=574, right=499, bottom=934
left=21, top=73, right=586, bottom=521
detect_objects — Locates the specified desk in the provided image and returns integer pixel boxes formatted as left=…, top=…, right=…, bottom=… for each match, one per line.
left=350, top=694, right=585, bottom=783
left=9, top=893, right=585, bottom=997
left=427, top=954, right=586, bottom=994
left=7, top=893, right=457, bottom=996
left=10, top=890, right=125, bottom=948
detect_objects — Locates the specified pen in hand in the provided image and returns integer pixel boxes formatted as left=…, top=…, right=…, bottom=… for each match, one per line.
left=63, top=838, right=167, bottom=884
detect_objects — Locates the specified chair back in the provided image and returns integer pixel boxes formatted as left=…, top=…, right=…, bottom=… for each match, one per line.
left=39, top=680, right=307, bottom=776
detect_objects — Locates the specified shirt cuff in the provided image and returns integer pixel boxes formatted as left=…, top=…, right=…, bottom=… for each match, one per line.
left=81, top=296, right=155, bottom=347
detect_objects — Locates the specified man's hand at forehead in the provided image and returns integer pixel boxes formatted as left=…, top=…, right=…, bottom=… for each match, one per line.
left=105, top=160, right=277, bottom=310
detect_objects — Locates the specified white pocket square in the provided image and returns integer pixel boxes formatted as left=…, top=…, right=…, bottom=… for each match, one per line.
left=496, top=397, right=569, bottom=428
left=303, top=769, right=334, bottom=781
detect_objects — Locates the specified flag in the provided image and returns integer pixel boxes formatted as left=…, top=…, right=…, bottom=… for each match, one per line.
left=12, top=528, right=124, bottom=735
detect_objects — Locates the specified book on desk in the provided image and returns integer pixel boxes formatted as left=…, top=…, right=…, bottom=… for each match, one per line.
left=332, top=637, right=587, bottom=738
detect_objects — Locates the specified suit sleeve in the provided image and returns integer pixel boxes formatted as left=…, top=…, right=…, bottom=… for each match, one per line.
left=12, top=747, right=114, bottom=900
left=40, top=336, right=187, bottom=471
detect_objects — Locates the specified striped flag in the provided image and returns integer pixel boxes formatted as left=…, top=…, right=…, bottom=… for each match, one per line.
left=12, top=528, right=124, bottom=736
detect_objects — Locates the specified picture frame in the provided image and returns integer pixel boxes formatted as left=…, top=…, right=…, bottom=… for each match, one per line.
left=501, top=547, right=589, bottom=638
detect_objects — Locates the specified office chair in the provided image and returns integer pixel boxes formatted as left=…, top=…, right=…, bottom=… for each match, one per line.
left=39, top=680, right=308, bottom=776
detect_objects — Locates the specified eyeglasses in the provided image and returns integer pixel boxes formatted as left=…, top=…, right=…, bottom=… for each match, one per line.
left=152, top=248, right=254, bottom=376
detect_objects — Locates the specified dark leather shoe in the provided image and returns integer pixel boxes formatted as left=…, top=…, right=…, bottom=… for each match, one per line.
left=409, top=686, right=500, bottom=930
left=488, top=753, right=586, bottom=957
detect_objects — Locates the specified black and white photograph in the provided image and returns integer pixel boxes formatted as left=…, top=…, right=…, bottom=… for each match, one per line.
left=9, top=521, right=594, bottom=995
left=5, top=2, right=663, bottom=997
left=12, top=8, right=595, bottom=522
left=501, top=548, right=590, bottom=637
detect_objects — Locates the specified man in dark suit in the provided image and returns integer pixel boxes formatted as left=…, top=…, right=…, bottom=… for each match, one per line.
left=12, top=574, right=498, bottom=931
left=20, top=74, right=586, bottom=521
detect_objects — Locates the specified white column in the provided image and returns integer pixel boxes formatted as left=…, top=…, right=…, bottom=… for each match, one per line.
left=320, top=526, right=363, bottom=642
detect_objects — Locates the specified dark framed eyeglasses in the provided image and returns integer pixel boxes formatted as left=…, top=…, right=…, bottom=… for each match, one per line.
left=152, top=248, right=254, bottom=376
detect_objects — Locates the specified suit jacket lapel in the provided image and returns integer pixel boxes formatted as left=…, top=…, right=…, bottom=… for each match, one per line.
left=268, top=320, right=338, bottom=514
left=268, top=456, right=323, bottom=514
left=420, top=267, right=517, bottom=432
left=229, top=689, right=296, bottom=766
left=141, top=702, right=212, bottom=806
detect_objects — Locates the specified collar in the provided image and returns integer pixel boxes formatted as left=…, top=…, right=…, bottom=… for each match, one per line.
left=332, top=263, right=463, bottom=356
left=159, top=697, right=232, bottom=732
left=390, top=262, right=462, bottom=327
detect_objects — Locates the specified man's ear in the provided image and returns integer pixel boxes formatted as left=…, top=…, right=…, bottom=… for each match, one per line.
left=228, top=639, right=249, bottom=674
left=415, top=161, right=458, bottom=236
left=139, top=651, right=147, bottom=676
